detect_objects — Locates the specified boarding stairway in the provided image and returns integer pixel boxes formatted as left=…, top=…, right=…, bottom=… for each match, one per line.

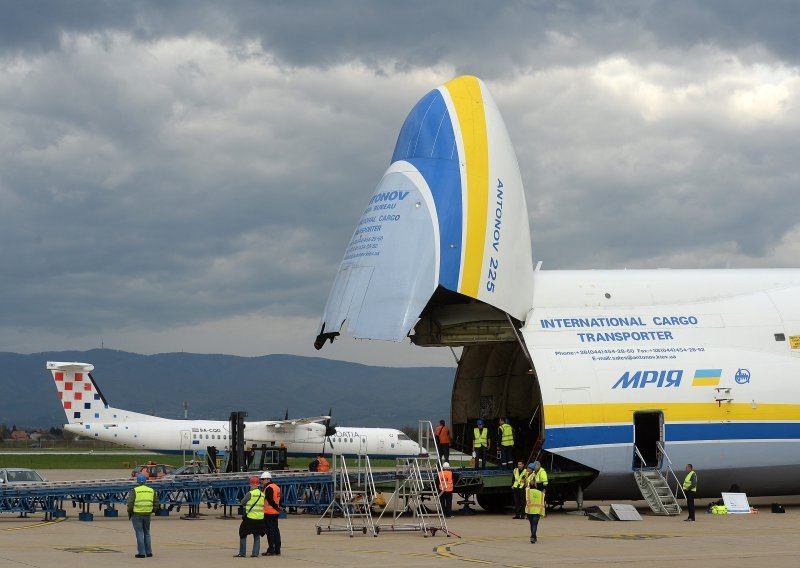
left=633, top=442, right=685, bottom=516
left=316, top=454, right=378, bottom=537
left=375, top=421, right=450, bottom=537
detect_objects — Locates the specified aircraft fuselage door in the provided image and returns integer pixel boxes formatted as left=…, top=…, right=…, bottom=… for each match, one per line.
left=180, top=430, right=191, bottom=450
left=359, top=436, right=368, bottom=454
left=632, top=411, right=664, bottom=469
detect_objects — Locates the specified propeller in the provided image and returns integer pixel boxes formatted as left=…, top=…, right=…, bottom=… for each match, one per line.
left=321, top=407, right=337, bottom=453
left=284, top=408, right=289, bottom=421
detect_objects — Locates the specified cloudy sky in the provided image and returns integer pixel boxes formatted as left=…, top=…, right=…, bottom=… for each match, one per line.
left=1, top=1, right=799, bottom=366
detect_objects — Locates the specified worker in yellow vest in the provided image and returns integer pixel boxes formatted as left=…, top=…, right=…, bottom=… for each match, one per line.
left=260, top=471, right=282, bottom=556
left=498, top=417, right=515, bottom=469
left=235, top=476, right=265, bottom=557
left=532, top=460, right=548, bottom=492
left=473, top=419, right=489, bottom=469
left=525, top=478, right=545, bottom=544
left=511, top=461, right=529, bottom=519
left=683, top=464, right=698, bottom=521
left=127, top=473, right=160, bottom=558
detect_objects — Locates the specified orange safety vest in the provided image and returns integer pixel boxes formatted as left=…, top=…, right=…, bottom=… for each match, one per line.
left=317, top=457, right=331, bottom=472
left=435, top=424, right=451, bottom=444
left=438, top=470, right=453, bottom=492
left=263, top=482, right=281, bottom=515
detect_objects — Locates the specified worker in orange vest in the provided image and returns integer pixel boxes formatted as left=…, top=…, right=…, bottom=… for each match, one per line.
left=438, top=462, right=454, bottom=517
left=435, top=419, right=451, bottom=462
left=260, top=472, right=281, bottom=556
left=316, top=454, right=331, bottom=472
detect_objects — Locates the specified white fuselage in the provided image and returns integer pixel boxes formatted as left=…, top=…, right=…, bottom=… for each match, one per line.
left=65, top=418, right=421, bottom=458
left=525, top=268, right=800, bottom=497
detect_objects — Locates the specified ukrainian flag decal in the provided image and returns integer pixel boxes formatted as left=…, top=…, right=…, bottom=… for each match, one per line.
left=692, top=369, right=722, bottom=387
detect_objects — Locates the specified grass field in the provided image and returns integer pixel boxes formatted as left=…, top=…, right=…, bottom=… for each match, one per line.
left=0, top=453, right=166, bottom=469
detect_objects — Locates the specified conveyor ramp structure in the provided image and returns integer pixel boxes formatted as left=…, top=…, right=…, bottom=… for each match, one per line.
left=0, top=470, right=335, bottom=521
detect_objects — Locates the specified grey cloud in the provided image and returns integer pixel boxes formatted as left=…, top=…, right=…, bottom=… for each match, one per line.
left=0, top=2, right=799, bottom=362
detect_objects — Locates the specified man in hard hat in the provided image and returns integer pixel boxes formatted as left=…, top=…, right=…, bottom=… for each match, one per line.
left=473, top=419, right=489, bottom=469
left=235, top=476, right=265, bottom=557
left=525, top=471, right=546, bottom=544
left=127, top=473, right=160, bottom=558
left=438, top=462, right=455, bottom=517
left=260, top=472, right=282, bottom=556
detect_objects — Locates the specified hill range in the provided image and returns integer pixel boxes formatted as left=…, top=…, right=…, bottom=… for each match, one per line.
left=0, top=350, right=454, bottom=429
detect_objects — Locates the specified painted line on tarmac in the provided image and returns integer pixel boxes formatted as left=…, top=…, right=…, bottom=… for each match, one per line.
left=0, top=518, right=66, bottom=532
left=433, top=540, right=516, bottom=566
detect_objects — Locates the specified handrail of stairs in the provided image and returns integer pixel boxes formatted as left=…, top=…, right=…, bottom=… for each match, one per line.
left=656, top=441, right=687, bottom=500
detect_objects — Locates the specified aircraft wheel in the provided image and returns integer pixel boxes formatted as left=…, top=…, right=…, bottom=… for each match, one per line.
left=362, top=527, right=367, bottom=534
left=316, top=526, right=321, bottom=535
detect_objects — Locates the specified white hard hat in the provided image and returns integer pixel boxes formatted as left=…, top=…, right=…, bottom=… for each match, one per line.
left=442, top=462, right=450, bottom=469
left=260, top=471, right=272, bottom=479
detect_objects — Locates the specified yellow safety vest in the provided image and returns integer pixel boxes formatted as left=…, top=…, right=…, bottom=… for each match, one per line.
left=499, top=423, right=514, bottom=446
left=473, top=427, right=488, bottom=448
left=512, top=468, right=529, bottom=489
left=133, top=485, right=155, bottom=515
left=525, top=487, right=545, bottom=517
left=683, top=470, right=697, bottom=492
left=245, top=488, right=265, bottom=520
left=534, top=468, right=548, bottom=488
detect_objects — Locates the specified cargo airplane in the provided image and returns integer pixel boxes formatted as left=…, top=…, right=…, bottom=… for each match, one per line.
left=314, top=75, right=800, bottom=508
left=46, top=362, right=421, bottom=458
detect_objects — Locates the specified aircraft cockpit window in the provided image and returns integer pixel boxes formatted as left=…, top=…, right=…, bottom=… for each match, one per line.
left=397, top=433, right=411, bottom=441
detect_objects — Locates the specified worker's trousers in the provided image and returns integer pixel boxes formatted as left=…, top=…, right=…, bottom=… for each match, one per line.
left=131, top=514, right=152, bottom=556
left=265, top=515, right=281, bottom=553
left=513, top=487, right=526, bottom=518
left=239, top=535, right=260, bottom=556
left=528, top=513, right=540, bottom=541
left=474, top=447, right=487, bottom=468
left=500, top=446, right=514, bottom=468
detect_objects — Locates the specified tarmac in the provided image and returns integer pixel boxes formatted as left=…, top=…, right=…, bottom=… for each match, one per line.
left=1, top=469, right=798, bottom=568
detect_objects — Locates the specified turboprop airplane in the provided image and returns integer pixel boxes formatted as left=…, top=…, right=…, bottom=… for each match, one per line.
left=46, top=362, right=421, bottom=458
left=314, top=75, right=800, bottom=508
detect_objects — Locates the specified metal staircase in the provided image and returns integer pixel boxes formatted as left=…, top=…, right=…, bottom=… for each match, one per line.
left=633, top=443, right=685, bottom=516
left=375, top=421, right=450, bottom=537
left=315, top=454, right=378, bottom=537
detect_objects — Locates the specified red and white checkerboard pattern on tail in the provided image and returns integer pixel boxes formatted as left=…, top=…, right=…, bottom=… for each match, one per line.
left=46, top=362, right=108, bottom=424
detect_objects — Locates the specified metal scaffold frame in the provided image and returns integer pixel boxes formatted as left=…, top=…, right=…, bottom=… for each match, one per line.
left=315, top=454, right=378, bottom=537
left=0, top=471, right=334, bottom=521
left=374, top=421, right=450, bottom=538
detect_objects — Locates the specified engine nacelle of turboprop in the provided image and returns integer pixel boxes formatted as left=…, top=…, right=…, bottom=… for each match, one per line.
left=316, top=76, right=534, bottom=347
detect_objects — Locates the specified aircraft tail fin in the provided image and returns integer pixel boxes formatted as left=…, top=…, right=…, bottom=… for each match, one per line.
left=47, top=361, right=162, bottom=425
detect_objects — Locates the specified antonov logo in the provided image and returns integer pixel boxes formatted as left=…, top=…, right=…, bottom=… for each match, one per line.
left=612, top=369, right=683, bottom=389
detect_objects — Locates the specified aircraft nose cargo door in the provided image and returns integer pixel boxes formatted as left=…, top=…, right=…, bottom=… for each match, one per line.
left=315, top=76, right=534, bottom=349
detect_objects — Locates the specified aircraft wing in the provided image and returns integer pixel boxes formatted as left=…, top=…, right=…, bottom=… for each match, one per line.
left=262, top=416, right=330, bottom=428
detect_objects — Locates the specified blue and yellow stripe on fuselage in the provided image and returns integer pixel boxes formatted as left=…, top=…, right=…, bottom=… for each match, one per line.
left=544, top=402, right=800, bottom=475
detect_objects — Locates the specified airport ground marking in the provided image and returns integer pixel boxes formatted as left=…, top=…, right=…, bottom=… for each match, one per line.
left=433, top=540, right=526, bottom=566
left=0, top=518, right=66, bottom=532
left=57, top=546, right=121, bottom=553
